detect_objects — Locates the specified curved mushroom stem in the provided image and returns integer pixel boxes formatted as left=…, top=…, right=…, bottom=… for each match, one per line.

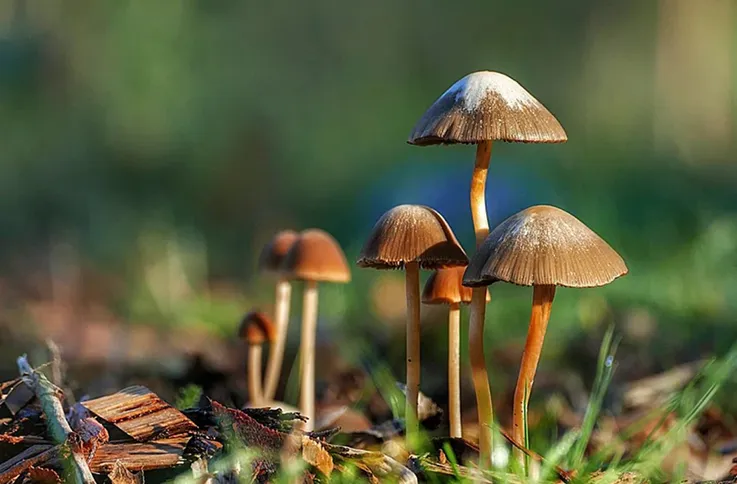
left=299, top=280, right=319, bottom=431
left=469, top=140, right=494, bottom=467
left=405, top=261, right=421, bottom=449
left=512, top=284, right=556, bottom=468
left=448, top=302, right=462, bottom=438
left=264, top=279, right=292, bottom=401
left=248, top=345, right=263, bottom=406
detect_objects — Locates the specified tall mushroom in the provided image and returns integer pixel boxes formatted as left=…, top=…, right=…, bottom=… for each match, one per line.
left=258, top=230, right=299, bottom=402
left=282, top=229, right=351, bottom=431
left=463, top=205, right=627, bottom=466
left=408, top=71, right=567, bottom=464
left=238, top=310, right=277, bottom=407
left=422, top=267, right=489, bottom=439
left=358, top=205, right=468, bottom=448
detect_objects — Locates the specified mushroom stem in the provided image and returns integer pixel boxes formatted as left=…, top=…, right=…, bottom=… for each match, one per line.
left=247, top=345, right=263, bottom=406
left=264, top=279, right=292, bottom=401
left=469, top=139, right=494, bottom=466
left=405, top=261, right=421, bottom=447
left=448, top=302, right=462, bottom=438
left=471, top=140, right=492, bottom=245
left=299, top=280, right=319, bottom=431
left=469, top=287, right=493, bottom=467
left=512, top=284, right=556, bottom=466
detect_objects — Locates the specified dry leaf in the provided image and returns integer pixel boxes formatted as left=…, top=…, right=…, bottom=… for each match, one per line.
left=108, top=461, right=143, bottom=484
left=22, top=467, right=61, bottom=484
left=301, top=436, right=334, bottom=476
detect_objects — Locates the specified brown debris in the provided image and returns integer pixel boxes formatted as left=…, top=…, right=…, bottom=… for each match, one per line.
left=88, top=436, right=191, bottom=473
left=107, top=461, right=143, bottom=484
left=301, top=436, right=334, bottom=476
left=81, top=385, right=198, bottom=441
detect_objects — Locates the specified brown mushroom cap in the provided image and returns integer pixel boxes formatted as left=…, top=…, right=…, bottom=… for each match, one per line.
left=423, top=267, right=490, bottom=305
left=258, top=230, right=299, bottom=273
left=408, top=71, right=567, bottom=146
left=281, top=229, right=351, bottom=283
left=463, top=205, right=628, bottom=288
left=357, top=205, right=468, bottom=270
left=239, top=311, right=277, bottom=345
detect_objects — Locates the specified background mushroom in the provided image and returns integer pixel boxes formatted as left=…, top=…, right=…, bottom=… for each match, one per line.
left=357, top=204, right=467, bottom=448
left=422, top=267, right=488, bottom=439
left=408, top=70, right=568, bottom=465
left=258, top=230, right=299, bottom=402
left=463, top=205, right=628, bottom=468
left=238, top=310, right=277, bottom=407
left=281, top=229, right=351, bottom=431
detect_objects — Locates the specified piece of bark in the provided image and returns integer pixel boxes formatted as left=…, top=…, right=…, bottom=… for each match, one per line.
left=20, top=467, right=61, bottom=484
left=81, top=386, right=197, bottom=441
left=0, top=445, right=57, bottom=484
left=0, top=380, right=35, bottom=417
left=88, top=436, right=191, bottom=473
left=17, top=356, right=94, bottom=484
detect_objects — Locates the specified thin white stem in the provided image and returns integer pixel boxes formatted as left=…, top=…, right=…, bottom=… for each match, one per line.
left=264, top=279, right=292, bottom=401
left=405, top=261, right=421, bottom=448
left=248, top=345, right=264, bottom=406
left=448, top=303, right=462, bottom=438
left=299, top=280, right=319, bottom=431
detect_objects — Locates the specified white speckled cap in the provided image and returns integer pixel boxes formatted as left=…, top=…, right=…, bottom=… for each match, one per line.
left=463, top=205, right=627, bottom=288
left=409, top=71, right=567, bottom=145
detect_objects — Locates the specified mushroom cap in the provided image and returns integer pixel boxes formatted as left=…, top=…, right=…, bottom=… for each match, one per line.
left=408, top=71, right=567, bottom=146
left=239, top=311, right=276, bottom=345
left=422, top=266, right=491, bottom=305
left=281, top=229, right=351, bottom=283
left=258, top=230, right=299, bottom=273
left=463, top=205, right=628, bottom=288
left=357, top=205, right=468, bottom=270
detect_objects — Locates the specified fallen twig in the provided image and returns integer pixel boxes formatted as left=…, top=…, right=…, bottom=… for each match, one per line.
left=17, top=356, right=95, bottom=484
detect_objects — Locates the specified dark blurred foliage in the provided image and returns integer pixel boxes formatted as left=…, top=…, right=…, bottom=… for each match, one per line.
left=0, top=0, right=735, bottom=394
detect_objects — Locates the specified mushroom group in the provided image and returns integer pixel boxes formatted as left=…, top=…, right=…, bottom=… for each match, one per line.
left=238, top=69, right=628, bottom=475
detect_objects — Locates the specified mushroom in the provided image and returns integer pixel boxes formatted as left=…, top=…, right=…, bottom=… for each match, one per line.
left=408, top=71, right=567, bottom=464
left=238, top=310, right=277, bottom=407
left=463, top=205, right=627, bottom=465
left=258, top=230, right=299, bottom=402
left=358, top=205, right=468, bottom=447
left=422, top=267, right=489, bottom=439
left=281, top=229, right=351, bottom=430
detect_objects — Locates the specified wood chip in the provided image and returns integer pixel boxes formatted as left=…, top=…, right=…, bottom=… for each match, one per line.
left=0, top=445, right=56, bottom=483
left=81, top=386, right=197, bottom=441
left=88, top=436, right=191, bottom=473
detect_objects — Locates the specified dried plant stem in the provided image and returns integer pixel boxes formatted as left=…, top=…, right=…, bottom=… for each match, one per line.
left=17, top=356, right=95, bottom=484
left=448, top=303, right=462, bottom=438
left=264, top=279, right=292, bottom=401
left=469, top=140, right=494, bottom=467
left=299, top=280, right=319, bottom=431
left=405, top=261, right=421, bottom=448
left=248, top=345, right=264, bottom=406
left=512, top=285, right=556, bottom=466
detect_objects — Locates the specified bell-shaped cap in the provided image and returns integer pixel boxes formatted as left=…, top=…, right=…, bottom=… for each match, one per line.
left=282, top=229, right=351, bottom=283
left=357, top=205, right=468, bottom=270
left=408, top=71, right=567, bottom=146
left=239, top=311, right=276, bottom=345
left=422, top=266, right=490, bottom=305
left=464, top=205, right=628, bottom=288
left=258, top=230, right=299, bottom=273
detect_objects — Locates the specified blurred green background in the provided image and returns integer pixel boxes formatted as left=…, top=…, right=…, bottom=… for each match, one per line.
left=0, top=0, right=735, bottom=407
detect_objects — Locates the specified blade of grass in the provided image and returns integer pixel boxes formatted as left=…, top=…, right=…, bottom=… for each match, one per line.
left=568, top=324, right=619, bottom=470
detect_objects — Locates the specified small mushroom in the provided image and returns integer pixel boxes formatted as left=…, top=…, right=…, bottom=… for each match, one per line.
left=422, top=267, right=489, bottom=439
left=408, top=71, right=567, bottom=465
left=282, top=229, right=351, bottom=430
left=358, top=205, right=467, bottom=447
left=258, top=230, right=299, bottom=402
left=463, top=205, right=627, bottom=465
left=238, top=310, right=277, bottom=407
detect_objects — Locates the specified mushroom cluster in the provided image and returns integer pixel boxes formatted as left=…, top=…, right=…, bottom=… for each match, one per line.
left=239, top=70, right=628, bottom=473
